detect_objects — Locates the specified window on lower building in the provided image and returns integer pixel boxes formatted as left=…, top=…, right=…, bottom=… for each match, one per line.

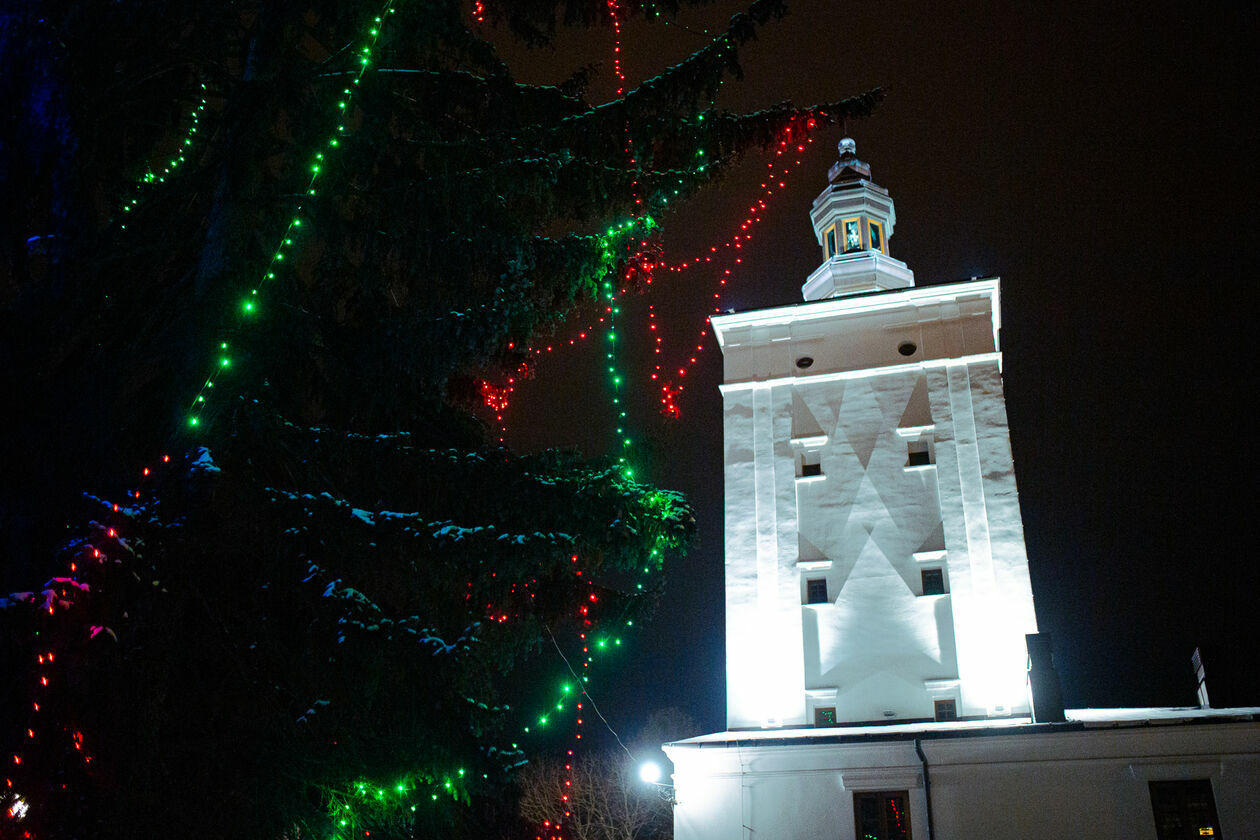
left=933, top=698, right=957, bottom=722
left=814, top=706, right=837, bottom=727
left=853, top=791, right=911, bottom=840
left=806, top=578, right=829, bottom=604
left=1149, top=780, right=1222, bottom=840
left=921, top=568, right=946, bottom=596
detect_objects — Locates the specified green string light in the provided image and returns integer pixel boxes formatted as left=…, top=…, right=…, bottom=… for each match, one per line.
left=118, top=83, right=209, bottom=231
left=183, top=0, right=397, bottom=431
left=324, top=766, right=467, bottom=836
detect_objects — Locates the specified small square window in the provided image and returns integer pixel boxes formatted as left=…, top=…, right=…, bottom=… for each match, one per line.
left=921, top=568, right=945, bottom=596
left=934, top=698, right=957, bottom=722
left=854, top=791, right=911, bottom=840
left=801, top=461, right=822, bottom=477
left=906, top=441, right=932, bottom=467
left=1149, top=780, right=1221, bottom=840
left=814, top=706, right=837, bottom=726
left=806, top=578, right=828, bottom=604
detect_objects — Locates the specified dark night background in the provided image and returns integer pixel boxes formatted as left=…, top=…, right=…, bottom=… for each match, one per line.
left=497, top=0, right=1259, bottom=737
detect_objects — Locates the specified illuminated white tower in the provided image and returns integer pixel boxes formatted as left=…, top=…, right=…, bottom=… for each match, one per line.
left=711, top=139, right=1038, bottom=728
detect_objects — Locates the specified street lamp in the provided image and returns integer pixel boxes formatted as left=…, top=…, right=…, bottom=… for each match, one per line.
left=638, top=760, right=677, bottom=805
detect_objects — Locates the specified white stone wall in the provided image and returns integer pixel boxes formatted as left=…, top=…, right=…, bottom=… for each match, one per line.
left=715, top=281, right=1037, bottom=728
left=670, top=740, right=929, bottom=840
left=666, top=721, right=1260, bottom=840
left=794, top=369, right=961, bottom=723
left=926, top=359, right=1038, bottom=717
left=723, top=381, right=806, bottom=728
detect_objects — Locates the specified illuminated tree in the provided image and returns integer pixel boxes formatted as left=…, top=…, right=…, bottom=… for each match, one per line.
left=0, top=0, right=877, bottom=837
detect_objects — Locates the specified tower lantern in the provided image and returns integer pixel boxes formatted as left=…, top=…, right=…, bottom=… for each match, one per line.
left=804, top=138, right=914, bottom=300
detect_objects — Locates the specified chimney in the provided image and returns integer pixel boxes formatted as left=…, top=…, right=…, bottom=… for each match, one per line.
left=1192, top=646, right=1210, bottom=708
left=1026, top=633, right=1066, bottom=723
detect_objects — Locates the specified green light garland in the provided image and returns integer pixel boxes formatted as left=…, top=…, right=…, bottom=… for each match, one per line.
left=183, top=1, right=397, bottom=431
left=320, top=768, right=469, bottom=839
left=118, top=82, right=209, bottom=230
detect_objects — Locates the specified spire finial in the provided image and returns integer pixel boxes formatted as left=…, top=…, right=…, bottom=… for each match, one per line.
left=839, top=137, right=857, bottom=157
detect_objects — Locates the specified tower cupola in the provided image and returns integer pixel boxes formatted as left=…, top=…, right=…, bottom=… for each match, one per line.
left=802, top=138, right=915, bottom=300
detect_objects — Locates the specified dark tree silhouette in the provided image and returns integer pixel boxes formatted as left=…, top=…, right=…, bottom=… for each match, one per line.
left=0, top=0, right=877, bottom=836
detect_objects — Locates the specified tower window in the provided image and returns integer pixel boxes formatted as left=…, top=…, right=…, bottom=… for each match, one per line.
left=825, top=225, right=837, bottom=258
left=814, top=706, right=837, bottom=726
left=869, top=219, right=885, bottom=253
left=921, top=568, right=946, bottom=596
left=933, top=699, right=957, bottom=721
left=853, top=791, right=912, bottom=840
left=843, top=218, right=862, bottom=252
left=801, top=462, right=822, bottom=477
left=806, top=578, right=828, bottom=604
left=906, top=441, right=932, bottom=468
left=1149, top=780, right=1222, bottom=840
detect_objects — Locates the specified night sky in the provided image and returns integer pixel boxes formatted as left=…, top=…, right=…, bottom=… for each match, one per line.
left=496, top=0, right=1258, bottom=736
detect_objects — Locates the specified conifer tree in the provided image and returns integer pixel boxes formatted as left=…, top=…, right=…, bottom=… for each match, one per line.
left=0, top=0, right=878, bottom=836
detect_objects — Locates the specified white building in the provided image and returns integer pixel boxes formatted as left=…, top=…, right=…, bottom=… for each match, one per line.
left=665, top=140, right=1260, bottom=839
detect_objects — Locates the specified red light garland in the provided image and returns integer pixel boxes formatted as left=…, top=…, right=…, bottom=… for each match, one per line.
left=5, top=452, right=171, bottom=825
left=480, top=116, right=822, bottom=427
left=650, top=122, right=818, bottom=416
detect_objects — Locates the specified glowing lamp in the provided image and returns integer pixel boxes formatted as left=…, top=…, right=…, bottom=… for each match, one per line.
left=639, top=761, right=662, bottom=784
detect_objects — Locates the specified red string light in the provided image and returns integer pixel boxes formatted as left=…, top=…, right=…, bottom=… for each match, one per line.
left=650, top=120, right=819, bottom=416
left=479, top=375, right=518, bottom=444
left=6, top=452, right=170, bottom=827
left=482, top=114, right=822, bottom=429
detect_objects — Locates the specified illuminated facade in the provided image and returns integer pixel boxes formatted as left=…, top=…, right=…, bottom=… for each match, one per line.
left=666, top=710, right=1260, bottom=840
left=666, top=140, right=1260, bottom=840
left=711, top=140, right=1036, bottom=729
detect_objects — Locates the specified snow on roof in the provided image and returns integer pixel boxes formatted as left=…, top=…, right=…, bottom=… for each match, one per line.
left=1067, top=706, right=1260, bottom=724
left=670, top=707, right=1260, bottom=748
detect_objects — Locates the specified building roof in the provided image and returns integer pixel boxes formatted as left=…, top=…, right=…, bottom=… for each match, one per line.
left=668, top=707, right=1260, bottom=750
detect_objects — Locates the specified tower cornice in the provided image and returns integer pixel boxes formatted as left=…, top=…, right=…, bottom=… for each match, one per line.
left=712, top=278, right=1001, bottom=345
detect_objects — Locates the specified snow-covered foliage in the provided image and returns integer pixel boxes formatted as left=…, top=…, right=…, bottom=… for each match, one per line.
left=1, top=401, right=692, bottom=838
